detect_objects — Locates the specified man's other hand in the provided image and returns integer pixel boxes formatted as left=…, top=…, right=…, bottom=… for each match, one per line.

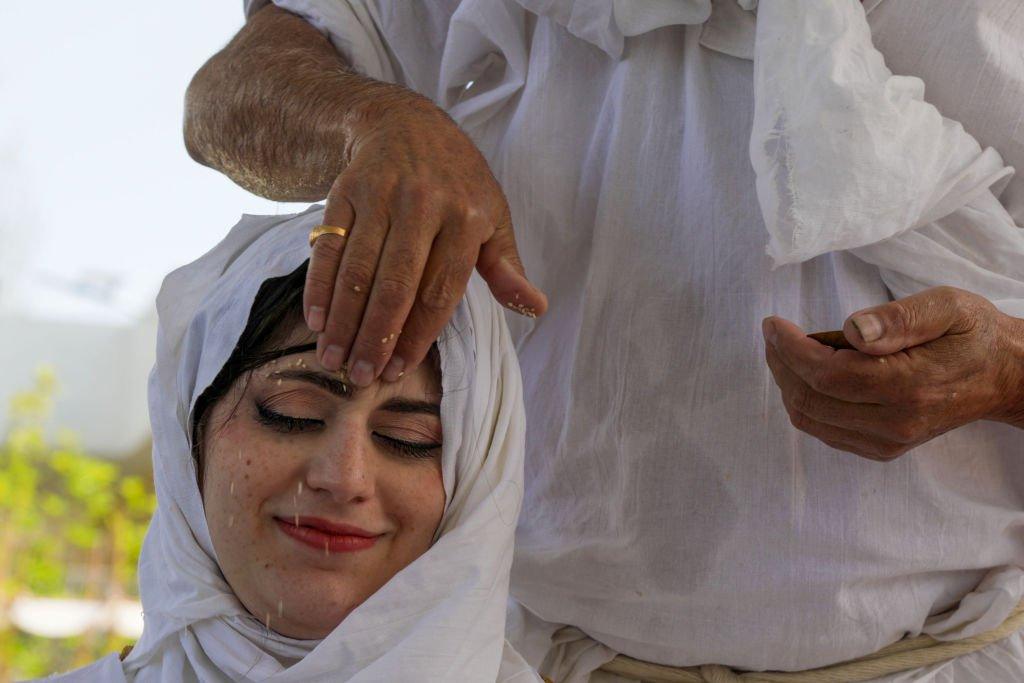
left=762, top=286, right=1024, bottom=460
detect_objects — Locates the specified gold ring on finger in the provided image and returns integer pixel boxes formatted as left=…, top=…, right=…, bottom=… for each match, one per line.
left=308, top=224, right=349, bottom=248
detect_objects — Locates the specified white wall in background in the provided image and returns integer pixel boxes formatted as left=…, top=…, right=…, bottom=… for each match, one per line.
left=0, top=309, right=156, bottom=457
left=0, top=1, right=311, bottom=450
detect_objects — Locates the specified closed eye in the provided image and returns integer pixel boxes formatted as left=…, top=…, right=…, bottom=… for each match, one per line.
left=256, top=403, right=439, bottom=459
left=255, top=403, right=323, bottom=433
left=373, top=433, right=441, bottom=460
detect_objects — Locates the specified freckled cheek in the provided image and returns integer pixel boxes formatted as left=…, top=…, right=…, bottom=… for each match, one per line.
left=206, top=443, right=292, bottom=602
left=206, top=427, right=294, bottom=539
left=388, top=467, right=446, bottom=543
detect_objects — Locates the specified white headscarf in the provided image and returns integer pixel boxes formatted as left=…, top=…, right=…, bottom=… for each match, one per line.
left=44, top=206, right=539, bottom=682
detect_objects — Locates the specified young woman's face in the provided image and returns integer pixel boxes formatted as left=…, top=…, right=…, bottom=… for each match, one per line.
left=200, top=324, right=445, bottom=639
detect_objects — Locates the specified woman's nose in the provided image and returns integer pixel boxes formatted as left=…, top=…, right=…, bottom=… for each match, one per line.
left=304, top=428, right=376, bottom=503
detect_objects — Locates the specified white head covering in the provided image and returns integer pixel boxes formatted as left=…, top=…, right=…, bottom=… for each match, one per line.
left=45, top=206, right=538, bottom=682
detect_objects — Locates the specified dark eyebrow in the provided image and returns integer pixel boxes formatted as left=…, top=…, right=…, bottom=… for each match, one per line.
left=378, top=398, right=441, bottom=417
left=267, top=368, right=441, bottom=416
left=269, top=369, right=350, bottom=398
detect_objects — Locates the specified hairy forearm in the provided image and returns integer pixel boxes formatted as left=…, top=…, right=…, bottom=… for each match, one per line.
left=183, top=5, right=424, bottom=201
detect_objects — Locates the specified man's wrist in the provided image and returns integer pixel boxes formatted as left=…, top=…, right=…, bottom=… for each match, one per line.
left=991, top=313, right=1024, bottom=429
left=342, top=80, right=446, bottom=151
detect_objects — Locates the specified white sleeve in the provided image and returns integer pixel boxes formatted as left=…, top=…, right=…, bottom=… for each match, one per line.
left=851, top=190, right=1024, bottom=320
left=241, top=0, right=459, bottom=99
left=243, top=0, right=271, bottom=19
left=259, top=0, right=398, bottom=83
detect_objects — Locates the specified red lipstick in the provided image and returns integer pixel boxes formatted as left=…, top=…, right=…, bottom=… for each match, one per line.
left=274, top=516, right=381, bottom=553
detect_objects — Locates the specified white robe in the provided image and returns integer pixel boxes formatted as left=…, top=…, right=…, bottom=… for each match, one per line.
left=245, top=1, right=1024, bottom=679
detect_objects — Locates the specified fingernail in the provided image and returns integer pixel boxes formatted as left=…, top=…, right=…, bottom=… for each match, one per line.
left=765, top=319, right=778, bottom=346
left=307, top=306, right=326, bottom=332
left=382, top=356, right=405, bottom=382
left=852, top=314, right=883, bottom=343
left=349, top=360, right=374, bottom=387
left=321, top=345, right=345, bottom=371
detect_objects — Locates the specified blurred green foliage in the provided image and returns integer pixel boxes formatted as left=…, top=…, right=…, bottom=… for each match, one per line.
left=0, top=367, right=156, bottom=680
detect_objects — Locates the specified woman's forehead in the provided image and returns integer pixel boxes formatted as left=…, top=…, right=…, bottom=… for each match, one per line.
left=263, top=320, right=442, bottom=402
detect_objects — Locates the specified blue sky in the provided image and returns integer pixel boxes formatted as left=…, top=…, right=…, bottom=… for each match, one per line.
left=0, top=1, right=308, bottom=324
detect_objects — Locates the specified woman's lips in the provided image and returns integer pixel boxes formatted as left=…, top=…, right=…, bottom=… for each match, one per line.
left=274, top=517, right=381, bottom=553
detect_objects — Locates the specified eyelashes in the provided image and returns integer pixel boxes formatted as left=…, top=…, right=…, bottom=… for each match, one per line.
left=255, top=402, right=321, bottom=433
left=254, top=402, right=441, bottom=460
left=372, top=433, right=441, bottom=460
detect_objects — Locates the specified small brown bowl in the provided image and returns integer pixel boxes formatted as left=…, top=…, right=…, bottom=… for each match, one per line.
left=807, top=330, right=855, bottom=350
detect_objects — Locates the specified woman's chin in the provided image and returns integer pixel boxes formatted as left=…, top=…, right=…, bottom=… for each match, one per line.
left=255, top=598, right=356, bottom=640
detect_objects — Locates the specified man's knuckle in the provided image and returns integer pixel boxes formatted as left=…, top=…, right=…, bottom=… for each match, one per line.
left=419, top=279, right=460, bottom=315
left=313, top=235, right=345, bottom=261
left=376, top=274, right=416, bottom=303
left=447, top=194, right=479, bottom=224
left=888, top=418, right=920, bottom=444
left=935, top=285, right=964, bottom=307
left=461, top=203, right=487, bottom=226
left=891, top=302, right=916, bottom=339
left=338, top=262, right=375, bottom=292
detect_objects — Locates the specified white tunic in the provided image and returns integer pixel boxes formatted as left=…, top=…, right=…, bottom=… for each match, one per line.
left=247, top=0, right=1024, bottom=678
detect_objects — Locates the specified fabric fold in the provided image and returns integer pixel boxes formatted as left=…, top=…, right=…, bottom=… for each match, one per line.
left=750, top=0, right=1016, bottom=267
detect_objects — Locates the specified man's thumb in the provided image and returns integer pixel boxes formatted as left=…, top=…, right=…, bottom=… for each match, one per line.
left=843, top=287, right=971, bottom=355
left=476, top=224, right=548, bottom=317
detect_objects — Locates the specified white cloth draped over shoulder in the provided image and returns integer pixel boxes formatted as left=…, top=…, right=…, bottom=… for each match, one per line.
left=42, top=206, right=539, bottom=682
left=250, top=0, right=1024, bottom=679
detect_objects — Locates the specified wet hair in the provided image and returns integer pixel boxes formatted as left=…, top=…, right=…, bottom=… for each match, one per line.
left=190, top=260, right=440, bottom=485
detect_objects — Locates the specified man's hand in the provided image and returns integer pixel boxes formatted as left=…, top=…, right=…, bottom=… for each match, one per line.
left=762, top=286, right=1024, bottom=461
left=305, top=96, right=547, bottom=386
left=184, top=5, right=546, bottom=388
